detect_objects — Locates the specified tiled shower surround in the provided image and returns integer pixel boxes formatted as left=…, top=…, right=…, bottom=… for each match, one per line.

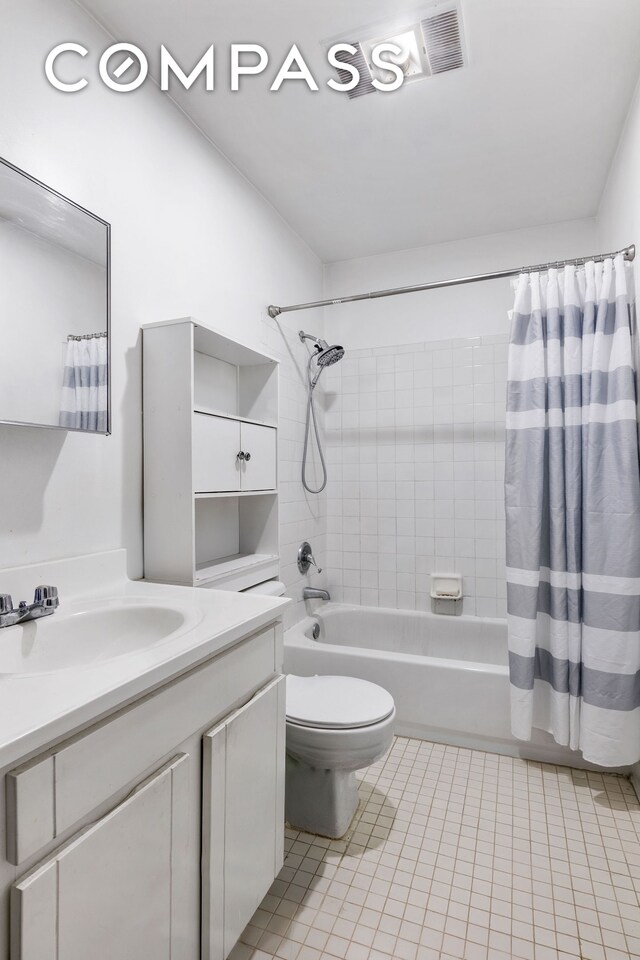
left=261, top=318, right=328, bottom=627
left=322, top=335, right=509, bottom=618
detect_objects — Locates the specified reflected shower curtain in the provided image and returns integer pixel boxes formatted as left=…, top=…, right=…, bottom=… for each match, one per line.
left=505, top=255, right=640, bottom=767
left=59, top=334, right=108, bottom=432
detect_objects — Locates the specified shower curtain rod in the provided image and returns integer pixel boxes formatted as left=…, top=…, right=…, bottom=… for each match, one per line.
left=267, top=243, right=636, bottom=318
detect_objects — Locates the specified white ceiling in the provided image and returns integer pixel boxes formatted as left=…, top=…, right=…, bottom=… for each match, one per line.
left=78, top=0, right=640, bottom=262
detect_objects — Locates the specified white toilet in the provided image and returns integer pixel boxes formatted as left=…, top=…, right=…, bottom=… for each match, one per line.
left=242, top=580, right=396, bottom=838
left=285, top=675, right=396, bottom=838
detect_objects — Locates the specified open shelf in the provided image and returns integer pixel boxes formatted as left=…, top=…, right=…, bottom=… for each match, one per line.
left=195, top=553, right=279, bottom=588
left=194, top=490, right=277, bottom=500
left=193, top=406, right=277, bottom=430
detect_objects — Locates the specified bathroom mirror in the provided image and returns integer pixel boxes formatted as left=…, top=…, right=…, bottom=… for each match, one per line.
left=0, top=156, right=110, bottom=434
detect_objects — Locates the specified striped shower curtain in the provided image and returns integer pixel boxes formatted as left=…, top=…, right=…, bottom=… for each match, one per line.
left=505, top=255, right=640, bottom=767
left=59, top=334, right=108, bottom=433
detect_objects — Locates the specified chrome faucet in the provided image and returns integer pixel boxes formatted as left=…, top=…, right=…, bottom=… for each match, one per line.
left=0, top=586, right=59, bottom=628
left=303, top=587, right=330, bottom=601
left=297, top=541, right=323, bottom=575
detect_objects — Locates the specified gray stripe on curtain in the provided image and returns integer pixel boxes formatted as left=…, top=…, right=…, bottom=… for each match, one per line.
left=507, top=582, right=640, bottom=631
left=510, top=299, right=619, bottom=344
left=507, top=367, right=636, bottom=412
left=62, top=364, right=108, bottom=388
left=59, top=409, right=108, bottom=432
left=505, top=421, right=640, bottom=576
left=508, top=650, right=640, bottom=711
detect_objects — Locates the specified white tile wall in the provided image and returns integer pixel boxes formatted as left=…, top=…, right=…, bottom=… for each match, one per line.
left=262, top=319, right=329, bottom=627
left=322, top=335, right=508, bottom=618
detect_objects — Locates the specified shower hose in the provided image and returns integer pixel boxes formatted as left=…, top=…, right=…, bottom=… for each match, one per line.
left=302, top=353, right=328, bottom=494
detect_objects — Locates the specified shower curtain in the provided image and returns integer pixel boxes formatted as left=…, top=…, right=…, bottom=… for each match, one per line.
left=505, top=255, right=640, bottom=767
left=59, top=334, right=108, bottom=432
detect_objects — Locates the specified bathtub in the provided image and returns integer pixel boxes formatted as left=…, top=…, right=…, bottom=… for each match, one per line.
left=284, top=603, right=587, bottom=766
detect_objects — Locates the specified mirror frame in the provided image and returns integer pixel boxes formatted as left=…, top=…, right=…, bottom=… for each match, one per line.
left=0, top=155, right=111, bottom=436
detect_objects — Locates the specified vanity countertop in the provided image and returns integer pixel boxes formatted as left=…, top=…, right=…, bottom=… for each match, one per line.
left=0, top=550, right=289, bottom=771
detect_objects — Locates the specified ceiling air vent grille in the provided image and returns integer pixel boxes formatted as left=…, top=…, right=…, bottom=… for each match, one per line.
left=421, top=8, right=465, bottom=75
left=335, top=43, right=376, bottom=100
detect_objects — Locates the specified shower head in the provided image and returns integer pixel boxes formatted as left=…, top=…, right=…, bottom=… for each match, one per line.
left=299, top=330, right=345, bottom=387
left=315, top=341, right=345, bottom=367
left=299, top=330, right=345, bottom=366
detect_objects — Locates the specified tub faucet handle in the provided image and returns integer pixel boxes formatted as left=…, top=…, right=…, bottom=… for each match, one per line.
left=297, top=541, right=322, bottom=575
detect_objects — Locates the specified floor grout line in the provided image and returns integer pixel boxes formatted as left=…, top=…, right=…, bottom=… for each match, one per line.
left=232, top=736, right=640, bottom=960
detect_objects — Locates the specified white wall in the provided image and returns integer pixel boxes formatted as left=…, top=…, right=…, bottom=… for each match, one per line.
left=597, top=75, right=640, bottom=796
left=323, top=219, right=598, bottom=350
left=598, top=74, right=640, bottom=257
left=0, top=0, right=323, bottom=596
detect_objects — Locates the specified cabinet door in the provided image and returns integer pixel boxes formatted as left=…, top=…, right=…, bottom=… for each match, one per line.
left=11, top=754, right=190, bottom=960
left=202, top=676, right=286, bottom=960
left=193, top=414, right=241, bottom=492
left=240, top=423, right=276, bottom=491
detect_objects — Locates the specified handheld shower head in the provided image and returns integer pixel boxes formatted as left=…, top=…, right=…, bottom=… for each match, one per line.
left=299, top=330, right=345, bottom=376
left=315, top=342, right=345, bottom=368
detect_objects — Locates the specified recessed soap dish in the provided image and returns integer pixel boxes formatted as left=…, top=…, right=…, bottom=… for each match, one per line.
left=430, top=573, right=462, bottom=600
left=431, top=573, right=462, bottom=615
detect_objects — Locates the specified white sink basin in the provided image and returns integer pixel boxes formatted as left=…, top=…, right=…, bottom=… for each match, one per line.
left=0, top=597, right=195, bottom=677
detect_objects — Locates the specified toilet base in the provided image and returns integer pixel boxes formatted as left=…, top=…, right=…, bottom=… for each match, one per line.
left=285, top=755, right=359, bottom=839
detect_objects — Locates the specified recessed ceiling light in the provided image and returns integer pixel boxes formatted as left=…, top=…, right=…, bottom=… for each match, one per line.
left=360, top=26, right=427, bottom=85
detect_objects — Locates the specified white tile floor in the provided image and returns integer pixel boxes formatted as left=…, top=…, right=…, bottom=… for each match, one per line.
left=233, top=737, right=640, bottom=960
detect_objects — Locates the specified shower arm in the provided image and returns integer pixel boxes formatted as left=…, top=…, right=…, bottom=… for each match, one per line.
left=267, top=244, right=636, bottom=318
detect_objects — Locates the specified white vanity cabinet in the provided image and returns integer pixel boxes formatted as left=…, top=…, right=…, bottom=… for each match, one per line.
left=3, top=621, right=286, bottom=960
left=193, top=413, right=277, bottom=494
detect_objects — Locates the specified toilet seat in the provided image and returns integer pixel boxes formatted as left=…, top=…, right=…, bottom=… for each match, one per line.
left=286, top=675, right=395, bottom=730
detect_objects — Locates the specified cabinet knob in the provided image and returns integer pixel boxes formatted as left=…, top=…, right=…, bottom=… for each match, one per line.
left=237, top=451, right=245, bottom=461
left=244, top=452, right=251, bottom=462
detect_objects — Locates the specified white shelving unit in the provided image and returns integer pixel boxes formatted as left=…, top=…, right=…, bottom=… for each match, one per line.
left=142, top=317, right=279, bottom=590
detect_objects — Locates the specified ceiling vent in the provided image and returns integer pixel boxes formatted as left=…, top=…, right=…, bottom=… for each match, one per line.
left=332, top=2, right=466, bottom=100
left=334, top=44, right=376, bottom=100
left=421, top=8, right=465, bottom=75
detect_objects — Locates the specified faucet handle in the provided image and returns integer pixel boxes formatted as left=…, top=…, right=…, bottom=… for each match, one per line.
left=0, top=594, right=13, bottom=615
left=34, top=585, right=59, bottom=608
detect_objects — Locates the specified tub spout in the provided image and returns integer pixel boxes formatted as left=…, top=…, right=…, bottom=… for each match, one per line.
left=303, top=587, right=330, bottom=601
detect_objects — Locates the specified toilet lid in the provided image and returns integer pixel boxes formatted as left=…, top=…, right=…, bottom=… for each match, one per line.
left=286, top=675, right=395, bottom=729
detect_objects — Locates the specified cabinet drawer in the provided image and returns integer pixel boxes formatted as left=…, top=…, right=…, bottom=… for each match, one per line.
left=193, top=414, right=240, bottom=492
left=6, top=624, right=279, bottom=866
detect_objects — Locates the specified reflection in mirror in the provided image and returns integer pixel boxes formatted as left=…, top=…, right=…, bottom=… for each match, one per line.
left=0, top=157, right=110, bottom=433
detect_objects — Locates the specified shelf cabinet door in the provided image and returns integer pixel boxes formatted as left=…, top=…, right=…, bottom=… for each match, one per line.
left=202, top=676, right=286, bottom=960
left=193, top=414, right=241, bottom=492
left=11, top=754, right=191, bottom=960
left=240, top=423, right=277, bottom=491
